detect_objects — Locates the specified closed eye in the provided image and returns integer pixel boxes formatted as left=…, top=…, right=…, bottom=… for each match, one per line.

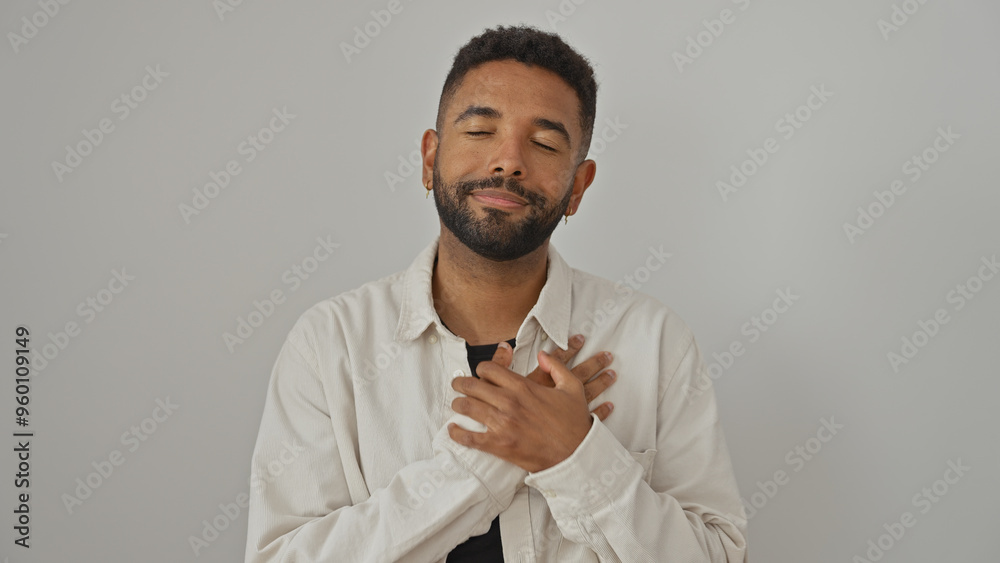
left=466, top=131, right=558, bottom=153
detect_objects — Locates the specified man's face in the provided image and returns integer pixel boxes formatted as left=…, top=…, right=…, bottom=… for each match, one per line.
left=428, top=59, right=594, bottom=262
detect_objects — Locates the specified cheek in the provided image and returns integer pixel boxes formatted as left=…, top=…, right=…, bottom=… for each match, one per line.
left=541, top=174, right=574, bottom=202
left=442, top=149, right=489, bottom=179
left=547, top=165, right=577, bottom=191
left=444, top=136, right=491, bottom=160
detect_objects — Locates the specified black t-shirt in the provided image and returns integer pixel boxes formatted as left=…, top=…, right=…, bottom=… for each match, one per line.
left=445, top=326, right=516, bottom=562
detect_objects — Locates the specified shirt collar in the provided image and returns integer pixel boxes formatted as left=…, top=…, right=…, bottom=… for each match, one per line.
left=395, top=234, right=572, bottom=349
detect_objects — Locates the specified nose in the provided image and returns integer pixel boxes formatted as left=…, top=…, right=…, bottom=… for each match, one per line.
left=487, top=131, right=526, bottom=180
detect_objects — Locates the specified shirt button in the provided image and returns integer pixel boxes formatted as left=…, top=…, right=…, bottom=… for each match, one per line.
left=428, top=334, right=438, bottom=344
left=540, top=333, right=548, bottom=341
left=452, top=370, right=466, bottom=378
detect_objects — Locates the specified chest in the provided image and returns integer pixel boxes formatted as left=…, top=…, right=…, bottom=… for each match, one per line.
left=349, top=331, right=659, bottom=493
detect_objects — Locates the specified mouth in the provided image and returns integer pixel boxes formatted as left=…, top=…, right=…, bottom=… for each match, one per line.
left=470, top=189, right=528, bottom=209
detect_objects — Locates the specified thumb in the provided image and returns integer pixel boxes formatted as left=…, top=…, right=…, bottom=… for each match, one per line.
left=492, top=341, right=513, bottom=369
left=538, top=350, right=576, bottom=390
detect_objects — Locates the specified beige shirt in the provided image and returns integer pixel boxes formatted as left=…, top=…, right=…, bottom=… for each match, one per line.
left=245, top=235, right=749, bottom=562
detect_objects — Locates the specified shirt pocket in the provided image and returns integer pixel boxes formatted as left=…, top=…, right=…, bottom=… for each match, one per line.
left=628, top=448, right=657, bottom=484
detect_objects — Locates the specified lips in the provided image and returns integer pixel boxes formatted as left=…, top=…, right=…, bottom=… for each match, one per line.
left=470, top=189, right=527, bottom=207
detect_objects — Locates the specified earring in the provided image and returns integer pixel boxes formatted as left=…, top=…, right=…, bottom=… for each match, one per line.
left=425, top=181, right=431, bottom=198
left=564, top=213, right=569, bottom=225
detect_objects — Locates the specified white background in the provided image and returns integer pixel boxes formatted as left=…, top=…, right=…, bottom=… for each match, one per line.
left=2, top=0, right=998, bottom=561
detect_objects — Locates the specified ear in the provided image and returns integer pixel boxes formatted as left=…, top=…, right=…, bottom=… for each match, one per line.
left=568, top=158, right=596, bottom=215
left=421, top=129, right=439, bottom=189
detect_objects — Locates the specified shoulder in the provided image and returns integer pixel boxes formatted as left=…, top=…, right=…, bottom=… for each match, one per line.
left=283, top=268, right=408, bottom=361
left=569, top=266, right=695, bottom=344
left=568, top=266, right=699, bottom=395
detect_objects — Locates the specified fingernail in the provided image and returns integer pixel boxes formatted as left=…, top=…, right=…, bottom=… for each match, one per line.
left=607, top=370, right=616, bottom=380
left=607, top=403, right=614, bottom=412
left=498, top=341, right=509, bottom=350
left=603, top=352, right=613, bottom=362
left=571, top=334, right=584, bottom=346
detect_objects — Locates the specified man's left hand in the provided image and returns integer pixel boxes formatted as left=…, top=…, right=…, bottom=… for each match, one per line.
left=449, top=350, right=594, bottom=473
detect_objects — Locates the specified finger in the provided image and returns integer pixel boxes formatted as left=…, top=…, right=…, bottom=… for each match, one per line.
left=451, top=395, right=499, bottom=427
left=538, top=350, right=582, bottom=392
left=590, top=402, right=614, bottom=421
left=570, top=351, right=614, bottom=384
left=448, top=422, right=490, bottom=451
left=546, top=334, right=585, bottom=366
left=582, top=369, right=616, bottom=403
left=526, top=335, right=585, bottom=387
left=490, top=341, right=513, bottom=370
left=452, top=375, right=507, bottom=407
left=474, top=358, right=523, bottom=390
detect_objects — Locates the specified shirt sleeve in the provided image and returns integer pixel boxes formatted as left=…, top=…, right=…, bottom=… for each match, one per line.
left=523, top=330, right=749, bottom=562
left=244, top=332, right=528, bottom=563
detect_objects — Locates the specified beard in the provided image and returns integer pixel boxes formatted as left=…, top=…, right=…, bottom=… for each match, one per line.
left=432, top=159, right=573, bottom=262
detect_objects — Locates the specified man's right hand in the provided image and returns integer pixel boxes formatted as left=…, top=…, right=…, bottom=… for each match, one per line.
left=487, top=334, right=616, bottom=421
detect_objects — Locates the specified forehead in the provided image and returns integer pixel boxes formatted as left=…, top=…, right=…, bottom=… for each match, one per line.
left=449, top=59, right=581, bottom=129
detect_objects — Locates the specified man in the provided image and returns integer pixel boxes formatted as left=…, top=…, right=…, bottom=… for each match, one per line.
left=245, top=25, right=748, bottom=562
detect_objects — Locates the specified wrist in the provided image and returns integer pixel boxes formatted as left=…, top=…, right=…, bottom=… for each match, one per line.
left=539, top=411, right=594, bottom=472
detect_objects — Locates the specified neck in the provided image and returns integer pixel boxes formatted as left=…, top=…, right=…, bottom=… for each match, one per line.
left=431, top=225, right=549, bottom=346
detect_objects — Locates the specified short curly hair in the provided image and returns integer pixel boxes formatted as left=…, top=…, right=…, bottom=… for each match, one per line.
left=436, top=24, right=599, bottom=162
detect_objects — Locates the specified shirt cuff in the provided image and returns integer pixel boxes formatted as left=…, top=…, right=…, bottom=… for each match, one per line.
left=524, top=413, right=643, bottom=516
left=432, top=415, right=527, bottom=509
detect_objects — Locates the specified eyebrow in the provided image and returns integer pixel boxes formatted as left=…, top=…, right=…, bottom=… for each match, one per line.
left=453, top=105, right=572, bottom=147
